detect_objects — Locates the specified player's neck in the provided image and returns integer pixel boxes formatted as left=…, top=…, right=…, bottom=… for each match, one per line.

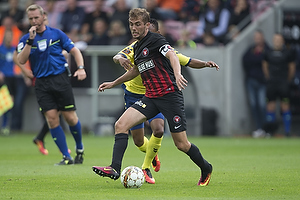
left=37, top=25, right=46, bottom=33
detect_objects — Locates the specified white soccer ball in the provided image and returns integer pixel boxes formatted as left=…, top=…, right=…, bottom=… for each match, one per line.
left=120, top=166, right=145, bottom=188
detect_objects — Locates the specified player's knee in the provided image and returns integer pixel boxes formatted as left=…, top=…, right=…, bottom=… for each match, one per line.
left=133, top=138, right=143, bottom=147
left=153, top=128, right=164, bottom=138
left=115, top=119, right=127, bottom=133
left=175, top=142, right=190, bottom=153
left=64, top=113, right=78, bottom=126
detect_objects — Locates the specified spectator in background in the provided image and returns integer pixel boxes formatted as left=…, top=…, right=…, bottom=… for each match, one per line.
left=60, top=0, right=86, bottom=42
left=194, top=0, right=230, bottom=44
left=0, top=30, right=30, bottom=134
left=88, top=18, right=110, bottom=45
left=81, top=0, right=109, bottom=43
left=242, top=30, right=269, bottom=138
left=0, top=0, right=25, bottom=31
left=179, top=0, right=201, bottom=22
left=107, top=0, right=132, bottom=37
left=108, top=20, right=131, bottom=45
left=44, top=0, right=62, bottom=29
left=202, top=31, right=219, bottom=46
left=143, top=0, right=164, bottom=21
left=157, top=20, right=176, bottom=46
left=176, top=29, right=197, bottom=49
left=156, top=0, right=184, bottom=21
left=0, top=16, right=23, bottom=47
left=262, top=33, right=296, bottom=137
left=227, top=0, right=251, bottom=42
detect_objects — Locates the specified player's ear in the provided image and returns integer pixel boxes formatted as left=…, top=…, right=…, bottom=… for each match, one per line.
left=145, top=22, right=150, bottom=29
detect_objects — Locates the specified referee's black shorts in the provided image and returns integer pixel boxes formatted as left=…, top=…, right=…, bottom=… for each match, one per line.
left=35, top=71, right=76, bottom=113
left=131, top=91, right=187, bottom=133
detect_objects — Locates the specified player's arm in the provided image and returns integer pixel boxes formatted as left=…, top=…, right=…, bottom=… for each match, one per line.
left=166, top=50, right=188, bottom=91
left=176, top=51, right=219, bottom=70
left=262, top=60, right=269, bottom=80
left=98, top=67, right=139, bottom=92
left=13, top=50, right=34, bottom=79
left=69, top=47, right=86, bottom=81
left=113, top=54, right=135, bottom=71
left=18, top=26, right=36, bottom=65
left=189, top=59, right=219, bottom=70
left=288, top=61, right=296, bottom=82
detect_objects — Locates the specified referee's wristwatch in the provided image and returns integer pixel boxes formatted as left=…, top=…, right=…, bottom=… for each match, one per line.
left=78, top=66, right=85, bottom=69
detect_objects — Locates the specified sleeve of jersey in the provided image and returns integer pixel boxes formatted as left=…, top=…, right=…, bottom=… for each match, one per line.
left=176, top=53, right=191, bottom=66
left=59, top=29, right=75, bottom=52
left=17, top=35, right=27, bottom=53
left=118, top=44, right=135, bottom=63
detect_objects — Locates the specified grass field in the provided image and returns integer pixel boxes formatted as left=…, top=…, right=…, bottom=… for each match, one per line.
left=0, top=133, right=299, bottom=200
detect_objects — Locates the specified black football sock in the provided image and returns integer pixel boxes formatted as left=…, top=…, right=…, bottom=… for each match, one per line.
left=36, top=121, right=49, bottom=141
left=110, top=133, right=129, bottom=174
left=186, top=143, right=210, bottom=171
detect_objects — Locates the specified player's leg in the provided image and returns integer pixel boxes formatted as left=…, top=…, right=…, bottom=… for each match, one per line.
left=148, top=116, right=164, bottom=172
left=159, top=92, right=212, bottom=186
left=280, top=84, right=291, bottom=136
left=44, top=109, right=73, bottom=164
left=122, top=88, right=148, bottom=152
left=93, top=107, right=147, bottom=180
left=62, top=110, right=84, bottom=164
left=33, top=116, right=49, bottom=155
left=263, top=83, right=278, bottom=136
left=36, top=73, right=74, bottom=165
left=171, top=130, right=212, bottom=186
left=140, top=116, right=164, bottom=184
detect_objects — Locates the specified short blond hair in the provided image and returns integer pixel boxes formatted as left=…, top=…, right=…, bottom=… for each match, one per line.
left=26, top=4, right=44, bottom=15
left=129, top=8, right=150, bottom=24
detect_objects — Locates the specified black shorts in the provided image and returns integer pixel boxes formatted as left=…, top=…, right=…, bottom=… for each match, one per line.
left=35, top=71, right=76, bottom=113
left=266, top=82, right=290, bottom=102
left=131, top=91, right=186, bottom=133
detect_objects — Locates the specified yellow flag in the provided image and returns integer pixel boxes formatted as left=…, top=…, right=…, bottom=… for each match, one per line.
left=0, top=85, right=14, bottom=117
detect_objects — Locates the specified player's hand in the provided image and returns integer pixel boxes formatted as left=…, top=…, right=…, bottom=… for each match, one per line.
left=28, top=26, right=37, bottom=39
left=119, top=57, right=135, bottom=71
left=73, top=69, right=87, bottom=81
left=206, top=61, right=219, bottom=71
left=98, top=82, right=115, bottom=92
left=175, top=73, right=188, bottom=91
left=23, top=68, right=34, bottom=79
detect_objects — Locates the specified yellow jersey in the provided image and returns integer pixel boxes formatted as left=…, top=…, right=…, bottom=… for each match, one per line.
left=118, top=41, right=191, bottom=94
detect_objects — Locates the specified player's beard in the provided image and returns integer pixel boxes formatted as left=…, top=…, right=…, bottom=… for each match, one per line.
left=134, top=29, right=147, bottom=41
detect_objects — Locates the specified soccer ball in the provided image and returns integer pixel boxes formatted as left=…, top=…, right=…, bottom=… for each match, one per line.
left=120, top=166, right=145, bottom=188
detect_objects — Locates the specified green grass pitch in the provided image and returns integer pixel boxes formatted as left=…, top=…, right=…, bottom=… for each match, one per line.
left=0, top=133, right=299, bottom=199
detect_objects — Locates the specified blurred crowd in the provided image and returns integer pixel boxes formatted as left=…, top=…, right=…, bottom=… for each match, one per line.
left=0, top=0, right=279, bottom=134
left=0, top=0, right=278, bottom=49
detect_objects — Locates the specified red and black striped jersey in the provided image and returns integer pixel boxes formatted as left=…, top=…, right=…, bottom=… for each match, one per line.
left=133, top=31, right=179, bottom=98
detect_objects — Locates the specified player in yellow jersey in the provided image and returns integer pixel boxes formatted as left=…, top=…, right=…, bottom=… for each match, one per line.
left=107, top=18, right=219, bottom=184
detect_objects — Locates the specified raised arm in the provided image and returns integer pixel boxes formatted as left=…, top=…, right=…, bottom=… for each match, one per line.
left=188, top=59, right=219, bottom=70
left=18, top=26, right=36, bottom=65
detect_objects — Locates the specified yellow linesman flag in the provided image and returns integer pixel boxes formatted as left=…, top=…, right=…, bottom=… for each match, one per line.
left=0, top=84, right=14, bottom=117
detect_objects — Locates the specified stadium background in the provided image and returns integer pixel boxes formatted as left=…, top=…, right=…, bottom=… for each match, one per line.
left=1, top=0, right=300, bottom=136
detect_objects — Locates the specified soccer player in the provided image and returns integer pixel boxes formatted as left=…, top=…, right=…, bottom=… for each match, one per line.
left=112, top=18, right=219, bottom=184
left=92, top=8, right=217, bottom=186
left=17, top=4, right=86, bottom=165
left=262, top=33, right=296, bottom=137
